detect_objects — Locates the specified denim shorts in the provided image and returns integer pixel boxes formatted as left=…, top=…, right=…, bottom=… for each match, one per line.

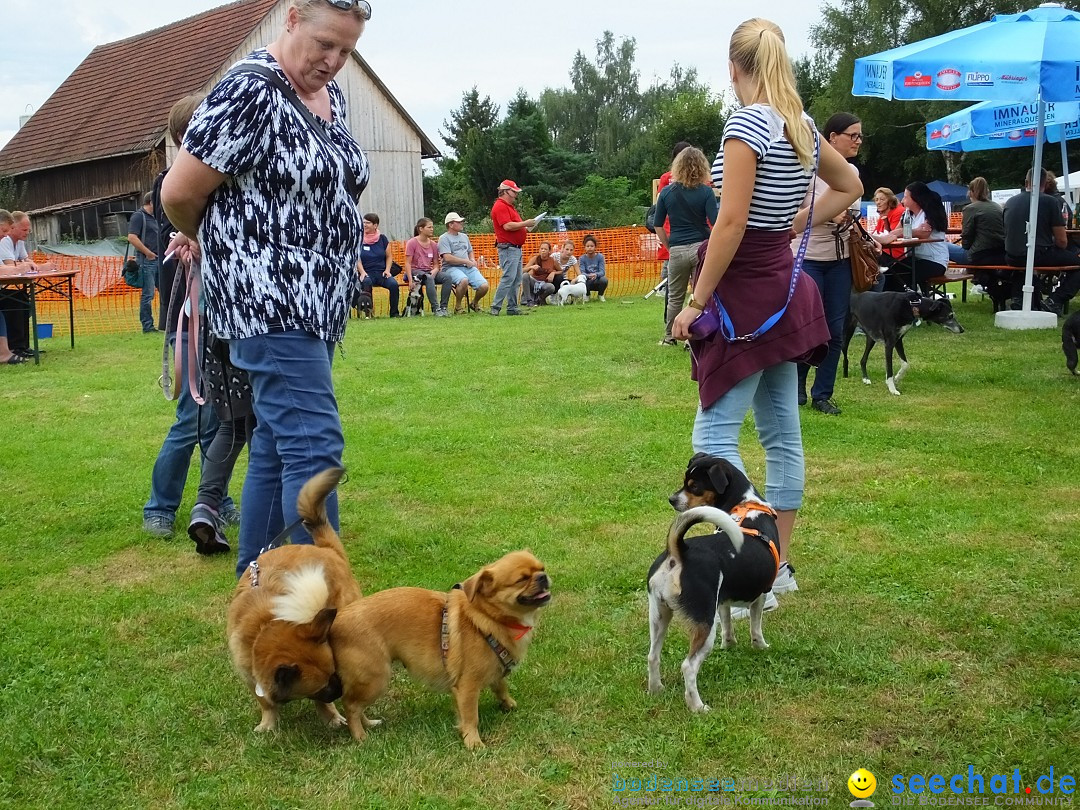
left=448, top=266, right=487, bottom=289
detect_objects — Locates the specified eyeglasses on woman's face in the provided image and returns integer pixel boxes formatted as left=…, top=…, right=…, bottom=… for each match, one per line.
left=842, top=131, right=864, bottom=142
left=322, top=0, right=372, bottom=19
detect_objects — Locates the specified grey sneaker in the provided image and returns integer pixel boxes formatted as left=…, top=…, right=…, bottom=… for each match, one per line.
left=730, top=591, right=779, bottom=620
left=435, top=307, right=449, bottom=317
left=143, top=514, right=175, bottom=537
left=218, top=503, right=241, bottom=528
left=772, top=561, right=799, bottom=594
left=599, top=295, right=606, bottom=302
left=188, top=504, right=230, bottom=556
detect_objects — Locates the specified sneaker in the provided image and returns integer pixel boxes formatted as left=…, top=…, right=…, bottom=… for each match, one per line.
left=490, top=307, right=500, bottom=316
left=729, top=591, right=779, bottom=620
left=658, top=337, right=677, bottom=346
left=506, top=310, right=528, bottom=316
left=771, top=561, right=799, bottom=594
left=218, top=503, right=241, bottom=528
left=599, top=295, right=606, bottom=302
left=811, top=398, right=841, bottom=416
left=853, top=325, right=866, bottom=337
left=143, top=514, right=175, bottom=537
left=435, top=307, right=449, bottom=317
left=798, top=389, right=807, bottom=407
left=188, top=504, right=231, bottom=556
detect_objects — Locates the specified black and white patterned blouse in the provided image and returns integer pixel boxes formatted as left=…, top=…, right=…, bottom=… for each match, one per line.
left=184, top=49, right=370, bottom=342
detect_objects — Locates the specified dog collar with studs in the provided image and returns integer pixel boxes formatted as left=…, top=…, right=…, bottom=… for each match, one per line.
left=441, top=584, right=520, bottom=676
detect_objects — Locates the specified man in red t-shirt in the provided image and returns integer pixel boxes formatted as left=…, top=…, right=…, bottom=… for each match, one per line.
left=490, top=179, right=537, bottom=315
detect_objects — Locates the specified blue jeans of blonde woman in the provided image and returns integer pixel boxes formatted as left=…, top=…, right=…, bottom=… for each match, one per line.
left=228, top=330, right=344, bottom=578
left=691, top=362, right=804, bottom=513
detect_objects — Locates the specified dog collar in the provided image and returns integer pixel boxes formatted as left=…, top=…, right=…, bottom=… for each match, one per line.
left=440, top=586, right=520, bottom=676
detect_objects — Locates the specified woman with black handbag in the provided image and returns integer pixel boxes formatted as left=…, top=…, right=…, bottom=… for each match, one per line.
left=796, top=112, right=863, bottom=416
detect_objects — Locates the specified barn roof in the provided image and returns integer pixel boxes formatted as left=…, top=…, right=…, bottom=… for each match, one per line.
left=0, top=0, right=437, bottom=176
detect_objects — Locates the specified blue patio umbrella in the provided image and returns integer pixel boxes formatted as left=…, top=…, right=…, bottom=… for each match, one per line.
left=853, top=3, right=1080, bottom=316
left=925, top=101, right=1078, bottom=203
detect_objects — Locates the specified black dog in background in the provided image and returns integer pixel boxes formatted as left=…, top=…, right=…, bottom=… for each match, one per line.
left=1064, top=311, right=1080, bottom=375
left=843, top=291, right=964, bottom=396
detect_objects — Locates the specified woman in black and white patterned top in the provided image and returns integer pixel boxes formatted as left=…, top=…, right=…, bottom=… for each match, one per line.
left=162, top=0, right=372, bottom=577
left=671, top=18, right=862, bottom=610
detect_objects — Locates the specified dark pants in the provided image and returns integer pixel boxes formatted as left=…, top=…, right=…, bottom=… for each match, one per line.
left=586, top=276, right=609, bottom=297
left=360, top=272, right=400, bottom=316
left=967, top=249, right=1010, bottom=311
left=888, top=257, right=944, bottom=295
left=798, top=258, right=851, bottom=403
left=1007, top=247, right=1080, bottom=306
left=196, top=414, right=256, bottom=510
left=0, top=288, right=30, bottom=351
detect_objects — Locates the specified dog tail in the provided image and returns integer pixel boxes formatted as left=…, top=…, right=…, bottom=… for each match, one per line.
left=272, top=564, right=330, bottom=624
left=296, top=467, right=347, bottom=554
left=667, top=505, right=745, bottom=563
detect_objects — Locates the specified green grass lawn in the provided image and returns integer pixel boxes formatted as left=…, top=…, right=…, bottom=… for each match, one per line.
left=1, top=292, right=1077, bottom=809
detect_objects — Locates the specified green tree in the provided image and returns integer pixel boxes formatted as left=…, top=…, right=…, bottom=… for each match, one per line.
left=440, top=87, right=500, bottom=157
left=556, top=175, right=647, bottom=227
left=0, top=175, right=27, bottom=211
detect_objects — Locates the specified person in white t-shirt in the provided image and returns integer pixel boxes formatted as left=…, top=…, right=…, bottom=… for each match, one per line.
left=0, top=211, right=34, bottom=356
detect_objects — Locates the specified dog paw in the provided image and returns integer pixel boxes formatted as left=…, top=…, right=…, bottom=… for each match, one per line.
left=752, top=638, right=770, bottom=650
left=253, top=721, right=277, bottom=733
left=862, top=378, right=872, bottom=386
left=463, top=732, right=486, bottom=750
left=499, top=697, right=518, bottom=712
left=687, top=701, right=710, bottom=714
left=325, top=714, right=348, bottom=729
left=720, top=637, right=736, bottom=650
left=362, top=715, right=383, bottom=729
left=646, top=680, right=664, bottom=694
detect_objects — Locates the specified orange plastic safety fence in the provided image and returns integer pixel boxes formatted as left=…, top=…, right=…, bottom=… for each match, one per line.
left=28, top=227, right=667, bottom=331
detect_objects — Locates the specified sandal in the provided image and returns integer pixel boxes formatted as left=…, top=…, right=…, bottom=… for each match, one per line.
left=454, top=306, right=467, bottom=315
left=658, top=337, right=678, bottom=347
left=468, top=303, right=484, bottom=313
left=4, top=355, right=26, bottom=365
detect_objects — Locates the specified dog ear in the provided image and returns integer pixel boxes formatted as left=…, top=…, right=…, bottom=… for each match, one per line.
left=460, top=570, right=493, bottom=601
left=274, top=663, right=301, bottom=690
left=706, top=460, right=731, bottom=496
left=305, top=607, right=337, bottom=643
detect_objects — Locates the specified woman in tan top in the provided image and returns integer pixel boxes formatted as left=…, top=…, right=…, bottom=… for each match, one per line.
left=523, top=241, right=563, bottom=306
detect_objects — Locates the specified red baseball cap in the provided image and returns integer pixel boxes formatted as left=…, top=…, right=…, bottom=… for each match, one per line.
left=498, top=179, right=522, bottom=193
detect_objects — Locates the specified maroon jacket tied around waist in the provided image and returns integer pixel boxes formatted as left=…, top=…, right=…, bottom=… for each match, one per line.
left=690, top=228, right=829, bottom=409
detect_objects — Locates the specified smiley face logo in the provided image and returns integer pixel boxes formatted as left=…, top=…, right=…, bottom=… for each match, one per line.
left=848, top=768, right=877, bottom=799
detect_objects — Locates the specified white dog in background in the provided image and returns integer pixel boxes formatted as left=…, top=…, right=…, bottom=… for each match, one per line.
left=557, top=274, right=588, bottom=306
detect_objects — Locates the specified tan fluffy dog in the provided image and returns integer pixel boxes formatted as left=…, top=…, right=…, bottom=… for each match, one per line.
left=226, top=468, right=362, bottom=732
left=330, top=550, right=551, bottom=749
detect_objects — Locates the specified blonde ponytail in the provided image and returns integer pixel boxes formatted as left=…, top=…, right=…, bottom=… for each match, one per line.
left=729, top=18, right=814, bottom=169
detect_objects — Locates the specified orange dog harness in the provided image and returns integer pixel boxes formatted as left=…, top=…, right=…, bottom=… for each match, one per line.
left=728, top=500, right=781, bottom=576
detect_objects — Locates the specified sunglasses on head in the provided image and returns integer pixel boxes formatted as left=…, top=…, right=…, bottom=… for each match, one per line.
left=322, top=0, right=372, bottom=19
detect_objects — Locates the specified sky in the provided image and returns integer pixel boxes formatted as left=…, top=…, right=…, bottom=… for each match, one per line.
left=0, top=0, right=824, bottom=157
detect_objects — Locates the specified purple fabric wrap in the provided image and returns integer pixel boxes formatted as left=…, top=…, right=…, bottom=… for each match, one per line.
left=690, top=229, right=829, bottom=409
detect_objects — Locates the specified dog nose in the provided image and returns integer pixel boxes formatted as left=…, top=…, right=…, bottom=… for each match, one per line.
left=313, top=672, right=343, bottom=704
left=668, top=494, right=678, bottom=507
left=536, top=572, right=550, bottom=589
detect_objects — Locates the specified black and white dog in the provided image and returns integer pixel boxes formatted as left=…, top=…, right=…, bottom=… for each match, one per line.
left=647, top=454, right=780, bottom=713
left=1063, top=311, right=1080, bottom=376
left=843, top=290, right=964, bottom=395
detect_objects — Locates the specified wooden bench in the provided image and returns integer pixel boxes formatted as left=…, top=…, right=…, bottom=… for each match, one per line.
left=942, top=262, right=1080, bottom=310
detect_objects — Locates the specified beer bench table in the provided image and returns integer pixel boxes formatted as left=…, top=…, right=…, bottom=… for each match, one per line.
left=935, top=262, right=1080, bottom=307
left=0, top=264, right=76, bottom=365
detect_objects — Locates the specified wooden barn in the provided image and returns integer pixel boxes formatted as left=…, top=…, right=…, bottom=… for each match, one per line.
left=0, top=0, right=438, bottom=244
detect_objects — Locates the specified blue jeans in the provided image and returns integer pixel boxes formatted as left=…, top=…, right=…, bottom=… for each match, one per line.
left=228, top=331, right=344, bottom=578
left=691, top=362, right=804, bottom=511
left=139, top=256, right=158, bottom=332
left=144, top=332, right=231, bottom=522
left=947, top=242, right=970, bottom=264
left=797, top=258, right=851, bottom=403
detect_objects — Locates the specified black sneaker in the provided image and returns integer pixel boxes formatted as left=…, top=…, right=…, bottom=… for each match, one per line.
left=811, top=398, right=841, bottom=416
left=798, top=390, right=807, bottom=406
left=1042, top=298, right=1064, bottom=317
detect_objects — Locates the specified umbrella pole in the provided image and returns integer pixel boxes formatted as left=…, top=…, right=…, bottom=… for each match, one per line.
left=1062, top=133, right=1072, bottom=225
left=1022, top=98, right=1046, bottom=313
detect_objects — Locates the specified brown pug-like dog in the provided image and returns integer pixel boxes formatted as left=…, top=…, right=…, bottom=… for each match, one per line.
left=330, top=550, right=551, bottom=749
left=226, top=468, right=362, bottom=732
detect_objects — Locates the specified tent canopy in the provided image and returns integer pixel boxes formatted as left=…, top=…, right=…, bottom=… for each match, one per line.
left=926, top=180, right=969, bottom=202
